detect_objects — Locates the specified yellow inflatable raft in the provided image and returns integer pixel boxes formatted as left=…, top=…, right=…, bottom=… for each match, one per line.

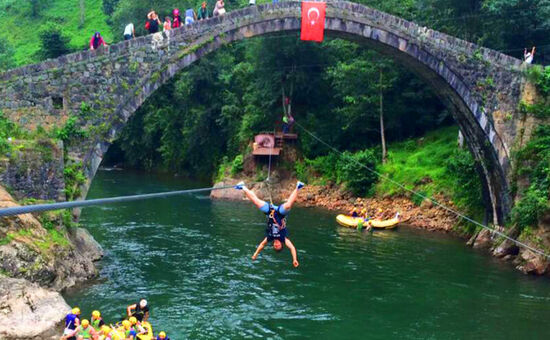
left=336, top=214, right=402, bottom=229
left=137, top=322, right=154, bottom=340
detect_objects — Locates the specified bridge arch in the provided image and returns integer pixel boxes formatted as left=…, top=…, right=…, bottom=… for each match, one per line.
left=0, top=1, right=526, bottom=226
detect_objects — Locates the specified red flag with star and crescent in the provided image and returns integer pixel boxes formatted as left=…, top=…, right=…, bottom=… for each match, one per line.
left=300, top=2, right=326, bottom=42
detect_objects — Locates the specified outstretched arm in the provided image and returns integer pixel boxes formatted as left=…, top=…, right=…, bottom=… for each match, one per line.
left=285, top=238, right=299, bottom=267
left=235, top=182, right=267, bottom=209
left=532, top=46, right=536, bottom=56
left=282, top=181, right=304, bottom=211
left=252, top=238, right=268, bottom=260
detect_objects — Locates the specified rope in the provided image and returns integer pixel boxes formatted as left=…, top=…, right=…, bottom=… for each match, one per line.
left=295, top=121, right=550, bottom=259
left=0, top=185, right=235, bottom=217
left=266, top=129, right=275, bottom=204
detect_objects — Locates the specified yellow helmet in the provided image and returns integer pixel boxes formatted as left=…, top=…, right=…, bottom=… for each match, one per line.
left=159, top=331, right=167, bottom=339
left=81, top=319, right=90, bottom=328
left=122, top=320, right=131, bottom=329
left=92, top=310, right=101, bottom=318
left=129, top=316, right=138, bottom=325
left=100, top=325, right=111, bottom=334
left=72, top=307, right=81, bottom=315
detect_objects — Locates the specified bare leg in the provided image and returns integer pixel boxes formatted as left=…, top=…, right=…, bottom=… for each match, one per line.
left=285, top=238, right=299, bottom=267
left=252, top=238, right=268, bottom=260
left=282, top=187, right=300, bottom=211
left=242, top=187, right=267, bottom=209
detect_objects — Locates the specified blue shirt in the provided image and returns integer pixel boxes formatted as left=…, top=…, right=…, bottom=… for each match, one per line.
left=65, top=313, right=79, bottom=330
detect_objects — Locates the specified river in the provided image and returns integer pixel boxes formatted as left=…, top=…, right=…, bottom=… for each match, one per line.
left=63, top=169, right=550, bottom=339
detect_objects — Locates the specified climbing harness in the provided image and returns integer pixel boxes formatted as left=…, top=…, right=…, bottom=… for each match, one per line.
left=0, top=185, right=235, bottom=217
left=294, top=121, right=550, bottom=259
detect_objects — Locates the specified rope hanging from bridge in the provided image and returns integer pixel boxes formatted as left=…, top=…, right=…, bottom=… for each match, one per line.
left=0, top=185, right=235, bottom=217
left=294, top=121, right=550, bottom=260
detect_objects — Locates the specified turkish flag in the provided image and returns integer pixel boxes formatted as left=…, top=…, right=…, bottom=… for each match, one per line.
left=300, top=2, right=326, bottom=42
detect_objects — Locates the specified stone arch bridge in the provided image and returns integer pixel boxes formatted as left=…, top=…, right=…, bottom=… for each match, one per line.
left=0, top=1, right=534, bottom=226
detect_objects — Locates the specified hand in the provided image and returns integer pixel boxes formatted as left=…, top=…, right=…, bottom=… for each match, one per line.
left=235, top=181, right=245, bottom=190
left=252, top=254, right=257, bottom=260
left=293, top=260, right=299, bottom=268
left=296, top=181, right=305, bottom=190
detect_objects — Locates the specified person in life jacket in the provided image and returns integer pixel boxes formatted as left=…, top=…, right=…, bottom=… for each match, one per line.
left=62, top=319, right=98, bottom=340
left=121, top=320, right=137, bottom=340
left=235, top=181, right=305, bottom=267
left=172, top=9, right=182, bottom=28
left=156, top=331, right=171, bottom=340
left=127, top=299, right=149, bottom=322
left=89, top=32, right=108, bottom=50
left=90, top=310, right=105, bottom=331
left=63, top=307, right=81, bottom=340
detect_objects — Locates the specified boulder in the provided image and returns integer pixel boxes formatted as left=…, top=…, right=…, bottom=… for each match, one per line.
left=0, top=276, right=67, bottom=339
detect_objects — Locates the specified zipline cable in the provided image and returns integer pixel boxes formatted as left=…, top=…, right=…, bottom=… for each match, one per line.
left=0, top=185, right=236, bottom=217
left=294, top=121, right=550, bottom=259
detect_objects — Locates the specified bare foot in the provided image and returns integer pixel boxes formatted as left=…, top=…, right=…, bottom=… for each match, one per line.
left=252, top=254, right=258, bottom=260
left=293, top=260, right=299, bottom=268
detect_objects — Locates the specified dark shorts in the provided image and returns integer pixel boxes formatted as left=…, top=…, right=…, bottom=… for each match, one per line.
left=124, top=34, right=132, bottom=40
left=266, top=227, right=287, bottom=242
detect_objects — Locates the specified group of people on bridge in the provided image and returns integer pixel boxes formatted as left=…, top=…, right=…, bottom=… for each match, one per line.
left=61, top=299, right=171, bottom=340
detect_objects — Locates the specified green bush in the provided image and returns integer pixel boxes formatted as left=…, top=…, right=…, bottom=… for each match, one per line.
left=54, top=116, right=87, bottom=145
left=337, top=149, right=379, bottom=196
left=527, top=65, right=550, bottom=96
left=445, top=149, right=484, bottom=219
left=511, top=124, right=550, bottom=230
left=230, top=154, right=244, bottom=175
left=36, top=23, right=74, bottom=61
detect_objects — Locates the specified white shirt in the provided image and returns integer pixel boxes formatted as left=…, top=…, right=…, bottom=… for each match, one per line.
left=124, top=23, right=134, bottom=36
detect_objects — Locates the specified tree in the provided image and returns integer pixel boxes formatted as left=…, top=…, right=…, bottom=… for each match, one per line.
left=0, top=40, right=15, bottom=72
left=36, top=24, right=73, bottom=61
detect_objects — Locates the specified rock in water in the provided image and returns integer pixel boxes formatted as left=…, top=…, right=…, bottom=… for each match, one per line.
left=0, top=276, right=68, bottom=339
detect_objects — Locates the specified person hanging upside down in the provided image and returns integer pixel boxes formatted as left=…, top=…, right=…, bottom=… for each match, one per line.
left=235, top=181, right=305, bottom=267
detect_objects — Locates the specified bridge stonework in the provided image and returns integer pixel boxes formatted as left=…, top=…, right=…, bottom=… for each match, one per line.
left=0, top=1, right=532, bottom=226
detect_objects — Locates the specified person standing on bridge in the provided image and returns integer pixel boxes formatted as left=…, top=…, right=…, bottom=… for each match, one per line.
left=524, top=46, right=536, bottom=64
left=234, top=181, right=305, bottom=267
left=198, top=2, right=209, bottom=20
left=185, top=8, right=197, bottom=25
left=123, top=23, right=135, bottom=40
left=213, top=0, right=226, bottom=16
left=146, top=11, right=161, bottom=34
left=89, top=32, right=108, bottom=50
left=172, top=9, right=182, bottom=28
left=163, top=16, right=172, bottom=31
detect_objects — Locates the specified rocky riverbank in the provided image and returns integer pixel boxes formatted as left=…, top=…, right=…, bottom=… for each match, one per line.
left=0, top=185, right=103, bottom=339
left=212, top=172, right=550, bottom=277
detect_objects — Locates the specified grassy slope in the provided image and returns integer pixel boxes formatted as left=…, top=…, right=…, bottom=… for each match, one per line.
left=376, top=126, right=458, bottom=198
left=374, top=126, right=484, bottom=219
left=0, top=0, right=113, bottom=66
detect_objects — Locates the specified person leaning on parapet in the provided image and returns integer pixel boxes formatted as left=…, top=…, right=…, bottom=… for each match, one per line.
left=185, top=8, right=198, bottom=25
left=89, top=32, right=108, bottom=50
left=213, top=0, right=226, bottom=16
left=145, top=10, right=162, bottom=34
left=197, top=2, right=209, bottom=20
left=524, top=46, right=535, bottom=64
left=123, top=22, right=135, bottom=40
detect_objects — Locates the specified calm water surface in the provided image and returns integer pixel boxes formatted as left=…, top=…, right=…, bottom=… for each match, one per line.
left=64, top=169, right=550, bottom=339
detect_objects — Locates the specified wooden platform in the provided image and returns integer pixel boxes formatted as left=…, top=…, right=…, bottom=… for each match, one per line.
left=274, top=132, right=298, bottom=140
left=252, top=147, right=281, bottom=156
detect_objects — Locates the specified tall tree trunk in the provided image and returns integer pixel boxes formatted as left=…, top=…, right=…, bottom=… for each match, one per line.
left=379, top=68, right=387, bottom=164
left=79, top=0, right=85, bottom=28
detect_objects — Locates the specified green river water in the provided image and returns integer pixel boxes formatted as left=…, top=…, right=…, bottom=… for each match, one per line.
left=63, top=169, right=550, bottom=339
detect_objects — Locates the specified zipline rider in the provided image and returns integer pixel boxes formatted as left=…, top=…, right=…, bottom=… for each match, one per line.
left=235, top=181, right=304, bottom=267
